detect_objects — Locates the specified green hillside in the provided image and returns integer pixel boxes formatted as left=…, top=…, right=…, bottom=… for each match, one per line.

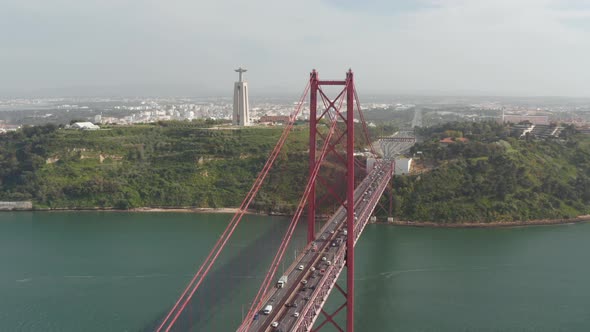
left=386, top=122, right=590, bottom=222
left=2, top=120, right=589, bottom=223
left=0, top=121, right=310, bottom=212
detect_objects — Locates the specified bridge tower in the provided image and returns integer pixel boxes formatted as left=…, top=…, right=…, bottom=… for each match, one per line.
left=308, top=69, right=356, bottom=331
left=157, top=69, right=388, bottom=332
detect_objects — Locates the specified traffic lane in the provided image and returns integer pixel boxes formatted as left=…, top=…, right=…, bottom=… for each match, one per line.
left=251, top=252, right=315, bottom=330
left=282, top=283, right=315, bottom=329
left=249, top=255, right=311, bottom=330
left=262, top=260, right=328, bottom=330
left=251, top=167, right=390, bottom=329
left=258, top=183, right=376, bottom=330
left=289, top=244, right=346, bottom=316
left=267, top=286, right=306, bottom=331
left=280, top=288, right=308, bottom=328
left=271, top=228, right=354, bottom=328
left=249, top=287, right=285, bottom=329
left=277, top=230, right=347, bottom=329
left=256, top=218, right=342, bottom=331
left=278, top=261, right=335, bottom=329
left=251, top=228, right=330, bottom=330
left=257, top=264, right=311, bottom=331
left=271, top=221, right=347, bottom=329
left=278, top=275, right=315, bottom=327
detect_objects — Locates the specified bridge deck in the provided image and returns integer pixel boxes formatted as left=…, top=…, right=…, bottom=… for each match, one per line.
left=244, top=160, right=394, bottom=332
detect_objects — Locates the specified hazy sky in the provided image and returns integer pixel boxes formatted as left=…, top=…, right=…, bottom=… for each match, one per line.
left=2, top=0, right=590, bottom=97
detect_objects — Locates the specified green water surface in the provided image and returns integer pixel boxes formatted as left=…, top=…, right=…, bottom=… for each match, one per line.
left=1, top=212, right=589, bottom=331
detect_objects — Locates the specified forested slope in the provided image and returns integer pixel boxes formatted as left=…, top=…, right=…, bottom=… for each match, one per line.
left=387, top=122, right=590, bottom=222
left=0, top=121, right=309, bottom=212
left=2, top=120, right=588, bottom=223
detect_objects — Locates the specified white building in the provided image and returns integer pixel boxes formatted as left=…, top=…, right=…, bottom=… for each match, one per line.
left=72, top=122, right=100, bottom=130
left=233, top=67, right=250, bottom=126
left=394, top=158, right=413, bottom=175
left=366, top=157, right=377, bottom=173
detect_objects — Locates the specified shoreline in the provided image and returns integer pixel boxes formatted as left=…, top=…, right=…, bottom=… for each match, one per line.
left=36, top=207, right=250, bottom=214
left=4, top=207, right=590, bottom=229
left=385, top=215, right=590, bottom=228
left=130, top=207, right=243, bottom=214
left=7, top=206, right=290, bottom=216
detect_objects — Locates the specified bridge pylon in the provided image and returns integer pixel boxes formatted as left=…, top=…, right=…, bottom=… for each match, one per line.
left=307, top=69, right=356, bottom=332
left=235, top=69, right=389, bottom=332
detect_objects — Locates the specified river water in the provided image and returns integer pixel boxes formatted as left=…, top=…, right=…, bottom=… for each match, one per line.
left=1, top=212, right=589, bottom=331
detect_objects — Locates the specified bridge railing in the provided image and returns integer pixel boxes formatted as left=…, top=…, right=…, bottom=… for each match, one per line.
left=294, top=239, right=347, bottom=332
left=354, top=161, right=394, bottom=245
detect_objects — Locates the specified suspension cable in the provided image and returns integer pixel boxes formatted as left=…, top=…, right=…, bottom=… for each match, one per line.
left=156, top=82, right=310, bottom=332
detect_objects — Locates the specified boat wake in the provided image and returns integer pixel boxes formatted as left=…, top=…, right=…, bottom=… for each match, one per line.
left=357, top=264, right=520, bottom=281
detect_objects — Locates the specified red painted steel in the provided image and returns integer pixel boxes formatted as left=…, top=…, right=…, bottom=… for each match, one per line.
left=314, top=305, right=347, bottom=332
left=308, top=70, right=318, bottom=244
left=316, top=80, right=346, bottom=85
left=304, top=69, right=357, bottom=332
left=316, top=175, right=346, bottom=206
left=303, top=70, right=358, bottom=332
left=345, top=69, right=355, bottom=332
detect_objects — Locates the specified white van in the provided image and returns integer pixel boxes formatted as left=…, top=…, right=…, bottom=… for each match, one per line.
left=263, top=305, right=273, bottom=315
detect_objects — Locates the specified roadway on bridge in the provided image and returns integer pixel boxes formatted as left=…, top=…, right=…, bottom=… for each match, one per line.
left=245, top=161, right=393, bottom=332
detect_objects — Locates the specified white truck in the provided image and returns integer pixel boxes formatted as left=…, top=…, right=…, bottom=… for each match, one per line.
left=263, top=305, right=273, bottom=315
left=277, top=275, right=288, bottom=288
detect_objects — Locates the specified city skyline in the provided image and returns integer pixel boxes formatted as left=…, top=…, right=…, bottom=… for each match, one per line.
left=2, top=0, right=590, bottom=98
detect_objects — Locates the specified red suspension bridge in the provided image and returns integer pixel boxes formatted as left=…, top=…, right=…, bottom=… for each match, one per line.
left=155, top=70, right=398, bottom=332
